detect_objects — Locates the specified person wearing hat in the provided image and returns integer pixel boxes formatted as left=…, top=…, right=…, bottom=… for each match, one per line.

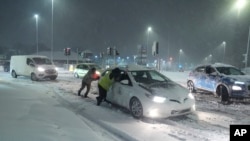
left=96, top=67, right=121, bottom=105
left=78, top=67, right=99, bottom=97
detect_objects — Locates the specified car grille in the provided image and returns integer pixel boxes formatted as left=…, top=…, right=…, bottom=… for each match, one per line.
left=169, top=99, right=181, bottom=104
left=171, top=108, right=191, bottom=115
left=45, top=69, right=56, bottom=74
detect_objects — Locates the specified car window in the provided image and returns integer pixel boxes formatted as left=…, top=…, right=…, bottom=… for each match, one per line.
left=216, top=67, right=244, bottom=75
left=148, top=71, right=165, bottom=81
left=119, top=71, right=132, bottom=86
left=82, top=65, right=88, bottom=70
left=89, top=64, right=102, bottom=69
left=195, top=66, right=205, bottom=73
left=77, top=65, right=83, bottom=69
left=26, top=58, right=33, bottom=65
left=32, top=57, right=52, bottom=65
left=131, top=70, right=168, bottom=84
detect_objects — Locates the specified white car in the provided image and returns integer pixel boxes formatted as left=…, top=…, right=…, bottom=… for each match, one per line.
left=74, top=63, right=102, bottom=78
left=105, top=65, right=196, bottom=119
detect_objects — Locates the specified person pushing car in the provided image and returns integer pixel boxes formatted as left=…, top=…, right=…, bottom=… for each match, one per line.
left=78, top=67, right=99, bottom=97
left=96, top=67, right=121, bottom=105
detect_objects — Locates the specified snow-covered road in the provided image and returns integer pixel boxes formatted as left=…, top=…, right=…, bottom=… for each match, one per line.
left=1, top=68, right=250, bottom=141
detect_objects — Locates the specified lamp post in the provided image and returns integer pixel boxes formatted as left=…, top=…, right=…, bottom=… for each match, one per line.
left=51, top=0, right=54, bottom=61
left=234, top=0, right=249, bottom=67
left=178, top=49, right=183, bottom=66
left=34, top=14, right=39, bottom=55
left=146, top=27, right=152, bottom=55
left=246, top=27, right=250, bottom=68
left=222, top=41, right=226, bottom=63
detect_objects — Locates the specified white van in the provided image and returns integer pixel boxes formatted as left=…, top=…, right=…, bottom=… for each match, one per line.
left=10, top=55, right=58, bottom=81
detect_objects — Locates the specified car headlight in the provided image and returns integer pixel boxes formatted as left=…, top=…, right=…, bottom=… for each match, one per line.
left=188, top=93, right=195, bottom=99
left=153, top=96, right=166, bottom=103
left=232, top=85, right=242, bottom=91
left=55, top=67, right=59, bottom=71
left=96, top=71, right=101, bottom=75
left=37, top=67, right=45, bottom=72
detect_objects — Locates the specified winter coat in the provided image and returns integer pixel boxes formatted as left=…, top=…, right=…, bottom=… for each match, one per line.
left=98, top=71, right=113, bottom=91
left=82, top=70, right=97, bottom=84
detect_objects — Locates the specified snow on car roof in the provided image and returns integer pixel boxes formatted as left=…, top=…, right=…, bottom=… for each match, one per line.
left=211, top=63, right=234, bottom=68
left=115, top=64, right=151, bottom=71
left=195, top=63, right=235, bottom=68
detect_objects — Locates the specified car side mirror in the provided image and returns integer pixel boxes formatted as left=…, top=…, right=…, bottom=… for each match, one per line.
left=29, top=63, right=35, bottom=67
left=120, top=80, right=129, bottom=85
left=210, top=72, right=218, bottom=76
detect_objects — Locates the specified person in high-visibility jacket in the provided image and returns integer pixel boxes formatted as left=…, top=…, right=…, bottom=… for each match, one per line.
left=96, top=68, right=121, bottom=106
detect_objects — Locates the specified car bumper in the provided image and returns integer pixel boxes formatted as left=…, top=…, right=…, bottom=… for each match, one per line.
left=143, top=99, right=195, bottom=118
left=35, top=71, right=58, bottom=79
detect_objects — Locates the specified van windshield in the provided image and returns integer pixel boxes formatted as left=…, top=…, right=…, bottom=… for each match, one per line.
left=33, top=57, right=52, bottom=65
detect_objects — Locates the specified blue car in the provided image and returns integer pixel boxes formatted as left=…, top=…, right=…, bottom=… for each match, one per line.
left=187, top=63, right=250, bottom=103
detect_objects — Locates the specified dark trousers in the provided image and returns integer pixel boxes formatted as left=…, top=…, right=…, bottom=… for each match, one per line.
left=97, top=84, right=107, bottom=105
left=78, top=82, right=91, bottom=97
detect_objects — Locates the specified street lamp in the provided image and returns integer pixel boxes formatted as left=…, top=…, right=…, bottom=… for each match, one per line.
left=235, top=0, right=247, bottom=15
left=178, top=49, right=183, bottom=66
left=209, top=54, right=212, bottom=63
left=146, top=26, right=152, bottom=55
left=51, top=0, right=54, bottom=61
left=234, top=0, right=250, bottom=68
left=222, top=41, right=226, bottom=63
left=34, top=14, right=39, bottom=55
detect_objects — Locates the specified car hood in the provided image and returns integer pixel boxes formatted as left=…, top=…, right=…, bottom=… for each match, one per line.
left=140, top=82, right=189, bottom=103
left=225, top=75, right=250, bottom=83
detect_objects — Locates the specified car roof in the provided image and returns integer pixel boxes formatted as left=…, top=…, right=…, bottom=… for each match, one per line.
left=108, top=64, right=151, bottom=71
left=76, top=63, right=97, bottom=65
left=196, top=63, right=235, bottom=68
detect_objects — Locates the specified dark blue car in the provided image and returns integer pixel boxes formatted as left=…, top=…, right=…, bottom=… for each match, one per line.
left=187, top=63, right=250, bottom=103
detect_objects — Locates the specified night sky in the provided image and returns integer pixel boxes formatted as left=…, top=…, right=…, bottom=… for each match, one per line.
left=0, top=0, right=250, bottom=66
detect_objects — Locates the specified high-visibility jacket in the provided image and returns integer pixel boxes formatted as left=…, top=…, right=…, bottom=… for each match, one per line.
left=98, top=71, right=113, bottom=91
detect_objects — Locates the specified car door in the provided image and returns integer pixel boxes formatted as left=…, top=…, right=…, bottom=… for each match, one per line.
left=108, top=71, right=133, bottom=107
left=204, top=66, right=218, bottom=92
left=193, top=66, right=206, bottom=89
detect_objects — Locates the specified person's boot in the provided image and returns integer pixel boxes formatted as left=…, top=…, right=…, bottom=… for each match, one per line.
left=96, top=97, right=101, bottom=106
left=78, top=90, right=81, bottom=96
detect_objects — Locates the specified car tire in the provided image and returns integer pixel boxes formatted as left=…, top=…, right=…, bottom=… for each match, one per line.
left=129, top=97, right=143, bottom=119
left=187, top=81, right=196, bottom=93
left=74, top=72, right=79, bottom=78
left=11, top=70, right=17, bottom=78
left=50, top=76, right=57, bottom=80
left=217, top=85, right=229, bottom=104
left=31, top=73, right=38, bottom=81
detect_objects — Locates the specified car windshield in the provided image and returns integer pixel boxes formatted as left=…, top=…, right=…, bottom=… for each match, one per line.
left=32, top=57, right=52, bottom=65
left=89, top=64, right=102, bottom=69
left=130, top=70, right=171, bottom=86
left=216, top=67, right=244, bottom=75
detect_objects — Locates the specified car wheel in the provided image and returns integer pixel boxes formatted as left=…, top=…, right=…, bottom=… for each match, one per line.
left=217, top=85, right=229, bottom=104
left=129, top=97, right=143, bottom=119
left=187, top=81, right=196, bottom=93
left=31, top=73, right=37, bottom=81
left=74, top=72, right=79, bottom=78
left=50, top=76, right=57, bottom=80
left=11, top=70, right=17, bottom=78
